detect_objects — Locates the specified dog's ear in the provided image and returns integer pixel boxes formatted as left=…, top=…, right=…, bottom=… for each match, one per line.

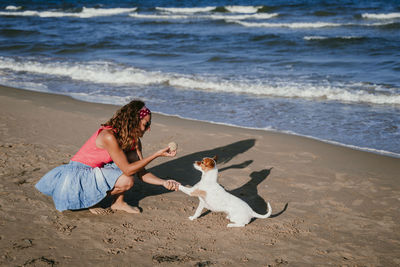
left=213, top=155, right=218, bottom=162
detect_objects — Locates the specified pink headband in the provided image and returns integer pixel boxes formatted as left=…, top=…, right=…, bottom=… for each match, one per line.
left=139, top=106, right=151, bottom=119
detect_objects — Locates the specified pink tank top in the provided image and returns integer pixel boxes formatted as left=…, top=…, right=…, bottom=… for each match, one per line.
left=70, top=126, right=125, bottom=168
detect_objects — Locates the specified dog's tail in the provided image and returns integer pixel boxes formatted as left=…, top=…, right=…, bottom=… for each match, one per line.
left=253, top=202, right=272, bottom=219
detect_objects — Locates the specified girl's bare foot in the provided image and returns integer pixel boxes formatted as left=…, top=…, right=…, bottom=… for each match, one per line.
left=111, top=202, right=140, bottom=214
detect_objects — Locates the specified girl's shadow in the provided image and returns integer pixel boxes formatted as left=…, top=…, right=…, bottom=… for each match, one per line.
left=124, top=139, right=255, bottom=207
left=120, top=139, right=288, bottom=218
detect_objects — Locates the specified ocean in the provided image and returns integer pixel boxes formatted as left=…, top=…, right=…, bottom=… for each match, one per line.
left=0, top=0, right=399, bottom=157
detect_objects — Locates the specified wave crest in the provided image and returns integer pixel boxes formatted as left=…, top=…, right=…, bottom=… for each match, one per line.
left=129, top=12, right=278, bottom=21
left=0, top=57, right=398, bottom=106
left=231, top=21, right=341, bottom=29
left=5, top=5, right=22, bottom=10
left=155, top=6, right=263, bottom=14
left=225, top=5, right=263, bottom=13
left=0, top=7, right=137, bottom=18
left=155, top=7, right=215, bottom=13
left=362, top=12, right=400, bottom=20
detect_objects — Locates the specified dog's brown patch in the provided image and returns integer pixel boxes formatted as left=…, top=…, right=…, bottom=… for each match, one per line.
left=190, top=189, right=207, bottom=198
left=201, top=157, right=216, bottom=171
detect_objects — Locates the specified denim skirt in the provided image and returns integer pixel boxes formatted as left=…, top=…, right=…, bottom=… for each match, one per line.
left=35, top=161, right=123, bottom=211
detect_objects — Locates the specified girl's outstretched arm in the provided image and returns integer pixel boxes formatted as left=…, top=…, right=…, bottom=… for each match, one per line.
left=141, top=172, right=180, bottom=191
left=97, top=129, right=175, bottom=176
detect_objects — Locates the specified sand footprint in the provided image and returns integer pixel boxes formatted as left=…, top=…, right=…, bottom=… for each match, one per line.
left=12, top=238, right=33, bottom=250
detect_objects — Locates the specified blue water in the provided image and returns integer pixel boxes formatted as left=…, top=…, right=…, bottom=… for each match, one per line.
left=0, top=0, right=399, bottom=157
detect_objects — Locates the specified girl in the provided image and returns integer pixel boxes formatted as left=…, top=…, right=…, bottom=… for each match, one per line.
left=36, top=100, right=180, bottom=214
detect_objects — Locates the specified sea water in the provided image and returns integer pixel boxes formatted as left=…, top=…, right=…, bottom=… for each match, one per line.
left=0, top=0, right=399, bottom=157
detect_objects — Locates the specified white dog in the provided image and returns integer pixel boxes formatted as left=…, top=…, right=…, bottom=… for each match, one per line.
left=179, top=156, right=272, bottom=227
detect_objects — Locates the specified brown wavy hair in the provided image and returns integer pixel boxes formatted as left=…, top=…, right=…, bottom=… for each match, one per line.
left=102, top=100, right=147, bottom=151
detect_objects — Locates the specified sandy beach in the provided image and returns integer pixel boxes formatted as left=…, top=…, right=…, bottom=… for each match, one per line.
left=0, top=85, right=399, bottom=266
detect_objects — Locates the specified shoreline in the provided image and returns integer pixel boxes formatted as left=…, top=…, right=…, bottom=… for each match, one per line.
left=157, top=111, right=400, bottom=159
left=3, top=84, right=400, bottom=159
left=1, top=84, right=399, bottom=266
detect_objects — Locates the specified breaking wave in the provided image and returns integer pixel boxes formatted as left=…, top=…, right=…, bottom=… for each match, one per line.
left=129, top=12, right=278, bottom=20
left=5, top=5, right=22, bottom=10
left=362, top=12, right=400, bottom=20
left=0, top=57, right=398, bottom=105
left=155, top=6, right=264, bottom=14
left=231, top=21, right=342, bottom=28
left=0, top=7, right=137, bottom=18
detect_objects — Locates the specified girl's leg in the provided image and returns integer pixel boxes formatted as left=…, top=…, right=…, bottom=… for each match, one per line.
left=109, top=174, right=140, bottom=214
left=89, top=174, right=138, bottom=214
left=90, top=150, right=141, bottom=214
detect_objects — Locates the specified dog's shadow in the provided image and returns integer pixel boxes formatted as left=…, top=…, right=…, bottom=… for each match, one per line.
left=199, top=167, right=287, bottom=220
left=229, top=168, right=273, bottom=215
left=230, top=168, right=288, bottom=219
left=120, top=138, right=286, bottom=218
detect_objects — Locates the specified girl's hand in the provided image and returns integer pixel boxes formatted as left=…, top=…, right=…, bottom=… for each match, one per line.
left=163, top=180, right=181, bottom=191
left=156, top=146, right=177, bottom=157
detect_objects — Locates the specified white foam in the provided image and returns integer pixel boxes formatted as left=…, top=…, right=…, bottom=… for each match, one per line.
left=1, top=57, right=399, bottom=105
left=78, top=7, right=137, bottom=17
left=129, top=13, right=190, bottom=20
left=231, top=20, right=342, bottom=28
left=68, top=92, right=131, bottom=105
left=168, top=76, right=400, bottom=105
left=126, top=13, right=397, bottom=27
left=155, top=7, right=215, bottom=13
left=225, top=6, right=263, bottom=13
left=0, top=57, right=168, bottom=85
left=5, top=5, right=22, bottom=10
left=155, top=6, right=263, bottom=14
left=0, top=75, right=49, bottom=93
left=237, top=21, right=395, bottom=29
left=208, top=13, right=278, bottom=20
left=0, top=10, right=37, bottom=16
left=304, top=36, right=327, bottom=40
left=129, top=12, right=277, bottom=20
left=0, top=7, right=137, bottom=18
left=362, top=12, right=400, bottom=20
left=304, top=36, right=363, bottom=40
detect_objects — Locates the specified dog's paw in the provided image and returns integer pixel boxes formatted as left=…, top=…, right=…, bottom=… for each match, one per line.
left=189, top=216, right=196, bottom=221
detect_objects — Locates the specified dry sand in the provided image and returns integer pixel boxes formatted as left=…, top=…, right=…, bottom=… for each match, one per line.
left=0, top=85, right=399, bottom=266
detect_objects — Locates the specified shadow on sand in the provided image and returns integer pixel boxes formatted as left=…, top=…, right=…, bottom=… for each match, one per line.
left=114, top=138, right=286, bottom=218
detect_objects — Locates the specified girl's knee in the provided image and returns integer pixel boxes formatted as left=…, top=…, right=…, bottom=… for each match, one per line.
left=125, top=177, right=134, bottom=190
left=115, top=175, right=134, bottom=192
left=121, top=177, right=134, bottom=191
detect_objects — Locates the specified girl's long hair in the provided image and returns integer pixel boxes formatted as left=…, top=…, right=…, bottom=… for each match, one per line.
left=102, top=100, right=146, bottom=151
